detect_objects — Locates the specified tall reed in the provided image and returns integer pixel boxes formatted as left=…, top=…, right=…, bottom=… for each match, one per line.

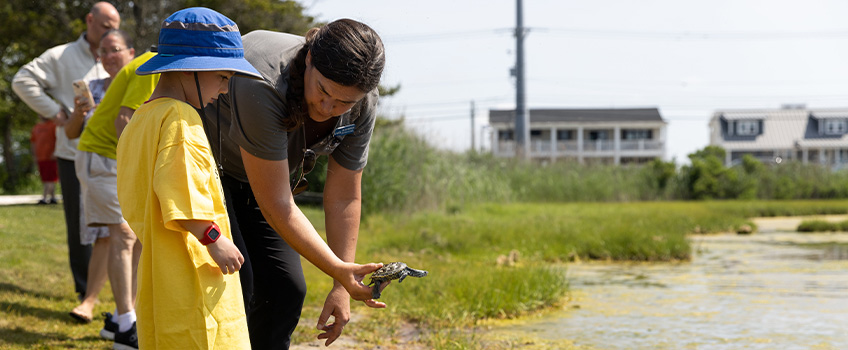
left=361, top=121, right=512, bottom=215
left=362, top=121, right=848, bottom=213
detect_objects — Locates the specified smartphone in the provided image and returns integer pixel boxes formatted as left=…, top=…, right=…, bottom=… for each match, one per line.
left=72, top=79, right=94, bottom=106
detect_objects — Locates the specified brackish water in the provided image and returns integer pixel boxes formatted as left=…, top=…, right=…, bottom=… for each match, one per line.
left=491, top=216, right=848, bottom=350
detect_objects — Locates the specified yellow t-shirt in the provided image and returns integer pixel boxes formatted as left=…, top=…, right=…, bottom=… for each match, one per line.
left=116, top=98, right=249, bottom=349
left=78, top=51, right=159, bottom=159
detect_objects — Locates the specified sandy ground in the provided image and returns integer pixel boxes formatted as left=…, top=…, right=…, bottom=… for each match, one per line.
left=290, top=320, right=426, bottom=350
left=0, top=194, right=50, bottom=205
left=752, top=214, right=848, bottom=233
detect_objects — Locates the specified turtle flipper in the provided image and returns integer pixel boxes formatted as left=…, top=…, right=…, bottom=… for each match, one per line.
left=371, top=282, right=382, bottom=299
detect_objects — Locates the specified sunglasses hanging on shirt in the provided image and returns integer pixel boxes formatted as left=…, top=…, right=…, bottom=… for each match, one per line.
left=290, top=125, right=317, bottom=196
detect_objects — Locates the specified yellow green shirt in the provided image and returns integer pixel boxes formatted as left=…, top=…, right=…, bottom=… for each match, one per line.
left=116, top=98, right=249, bottom=349
left=78, top=51, right=159, bottom=159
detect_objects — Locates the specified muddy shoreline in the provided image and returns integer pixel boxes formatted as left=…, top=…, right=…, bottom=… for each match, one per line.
left=485, top=215, right=848, bottom=349
left=291, top=215, right=848, bottom=349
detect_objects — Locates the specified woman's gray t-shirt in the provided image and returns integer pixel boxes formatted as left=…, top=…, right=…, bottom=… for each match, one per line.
left=203, top=30, right=378, bottom=183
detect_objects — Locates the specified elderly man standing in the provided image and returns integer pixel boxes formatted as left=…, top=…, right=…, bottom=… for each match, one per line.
left=12, top=2, right=120, bottom=301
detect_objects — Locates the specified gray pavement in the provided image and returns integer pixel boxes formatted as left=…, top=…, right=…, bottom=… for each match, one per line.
left=0, top=195, right=61, bottom=205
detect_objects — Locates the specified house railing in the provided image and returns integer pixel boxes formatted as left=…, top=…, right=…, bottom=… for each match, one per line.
left=494, top=139, right=664, bottom=157
left=620, top=140, right=664, bottom=151
left=583, top=140, right=614, bottom=151
left=557, top=141, right=579, bottom=151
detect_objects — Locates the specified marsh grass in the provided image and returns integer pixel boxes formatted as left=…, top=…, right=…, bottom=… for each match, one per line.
left=797, top=219, right=848, bottom=232
left=308, top=200, right=848, bottom=349
left=3, top=201, right=848, bottom=349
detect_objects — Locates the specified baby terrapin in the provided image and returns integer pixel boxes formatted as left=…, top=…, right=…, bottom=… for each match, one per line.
left=368, top=262, right=428, bottom=299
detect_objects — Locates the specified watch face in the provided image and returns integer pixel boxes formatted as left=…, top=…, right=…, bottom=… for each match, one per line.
left=208, top=228, right=221, bottom=240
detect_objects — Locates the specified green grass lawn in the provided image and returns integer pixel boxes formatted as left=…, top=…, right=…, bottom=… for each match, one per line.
left=0, top=204, right=115, bottom=349
left=2, top=200, right=847, bottom=349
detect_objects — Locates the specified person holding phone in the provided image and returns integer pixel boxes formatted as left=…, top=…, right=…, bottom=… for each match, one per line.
left=11, top=1, right=120, bottom=303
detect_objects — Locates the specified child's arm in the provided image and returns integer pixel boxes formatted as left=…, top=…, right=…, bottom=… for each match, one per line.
left=179, top=220, right=244, bottom=275
left=114, top=106, right=135, bottom=139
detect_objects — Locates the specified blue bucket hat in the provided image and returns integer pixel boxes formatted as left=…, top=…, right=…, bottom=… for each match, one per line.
left=136, top=7, right=261, bottom=79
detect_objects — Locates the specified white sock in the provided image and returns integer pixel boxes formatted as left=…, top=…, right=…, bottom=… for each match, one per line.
left=116, top=311, right=136, bottom=333
left=111, top=309, right=119, bottom=322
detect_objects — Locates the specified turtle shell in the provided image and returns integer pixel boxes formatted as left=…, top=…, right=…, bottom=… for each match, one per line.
left=371, top=262, right=407, bottom=280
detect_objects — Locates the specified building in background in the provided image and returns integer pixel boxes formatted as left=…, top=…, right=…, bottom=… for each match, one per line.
left=709, top=105, right=848, bottom=169
left=488, top=108, right=667, bottom=164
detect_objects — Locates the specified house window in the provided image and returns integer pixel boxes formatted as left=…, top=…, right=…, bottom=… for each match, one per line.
left=736, top=120, right=759, bottom=135
left=498, top=130, right=513, bottom=141
left=622, top=129, right=652, bottom=140
left=588, top=130, right=608, bottom=140
left=556, top=130, right=573, bottom=140
left=530, top=130, right=542, bottom=137
left=824, top=119, right=847, bottom=135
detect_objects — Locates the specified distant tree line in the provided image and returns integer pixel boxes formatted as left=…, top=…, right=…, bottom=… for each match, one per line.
left=0, top=0, right=317, bottom=192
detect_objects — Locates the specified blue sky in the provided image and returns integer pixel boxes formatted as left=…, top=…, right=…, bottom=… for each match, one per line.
left=306, top=0, right=848, bottom=163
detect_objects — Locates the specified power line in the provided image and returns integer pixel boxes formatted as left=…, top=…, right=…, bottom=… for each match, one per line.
left=380, top=27, right=848, bottom=44
left=383, top=96, right=507, bottom=108
left=397, top=78, right=509, bottom=89
left=528, top=77, right=848, bottom=88
left=390, top=106, right=848, bottom=124
left=529, top=93, right=848, bottom=100
left=382, top=94, right=848, bottom=120
left=383, top=29, right=507, bottom=43
left=403, top=114, right=471, bottom=123
left=534, top=27, right=848, bottom=41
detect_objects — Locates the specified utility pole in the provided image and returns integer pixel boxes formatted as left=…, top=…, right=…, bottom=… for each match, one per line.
left=470, top=100, right=476, bottom=152
left=514, top=0, right=529, bottom=159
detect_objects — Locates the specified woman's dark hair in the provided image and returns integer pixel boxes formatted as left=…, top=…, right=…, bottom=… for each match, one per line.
left=284, top=19, right=385, bottom=130
left=100, top=28, right=134, bottom=49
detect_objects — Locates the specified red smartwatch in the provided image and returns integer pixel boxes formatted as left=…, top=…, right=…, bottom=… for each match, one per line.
left=199, top=222, right=221, bottom=245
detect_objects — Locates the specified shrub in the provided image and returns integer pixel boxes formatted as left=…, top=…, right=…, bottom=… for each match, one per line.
left=797, top=220, right=837, bottom=232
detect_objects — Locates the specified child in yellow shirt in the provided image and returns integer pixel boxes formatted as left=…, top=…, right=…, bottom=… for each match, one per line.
left=115, top=7, right=261, bottom=350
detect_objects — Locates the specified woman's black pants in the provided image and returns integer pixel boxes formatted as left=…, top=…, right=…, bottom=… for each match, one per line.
left=221, top=174, right=307, bottom=350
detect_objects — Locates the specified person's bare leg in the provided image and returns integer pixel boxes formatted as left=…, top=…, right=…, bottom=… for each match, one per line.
left=71, top=236, right=110, bottom=320
left=46, top=182, right=56, bottom=201
left=107, top=222, right=137, bottom=319
left=131, top=239, right=141, bottom=305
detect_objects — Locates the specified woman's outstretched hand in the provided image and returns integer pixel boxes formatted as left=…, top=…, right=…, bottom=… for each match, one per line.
left=336, top=262, right=385, bottom=302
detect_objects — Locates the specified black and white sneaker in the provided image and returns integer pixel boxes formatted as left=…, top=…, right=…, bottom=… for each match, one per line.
left=113, top=321, right=138, bottom=350
left=99, top=312, right=119, bottom=340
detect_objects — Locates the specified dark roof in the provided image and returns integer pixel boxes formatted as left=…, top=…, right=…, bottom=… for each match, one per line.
left=489, top=108, right=664, bottom=124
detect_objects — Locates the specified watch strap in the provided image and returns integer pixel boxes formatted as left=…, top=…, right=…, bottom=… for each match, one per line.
left=199, top=222, right=221, bottom=245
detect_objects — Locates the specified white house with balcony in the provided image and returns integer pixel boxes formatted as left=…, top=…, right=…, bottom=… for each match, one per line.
left=489, top=108, right=667, bottom=164
left=709, top=105, right=848, bottom=169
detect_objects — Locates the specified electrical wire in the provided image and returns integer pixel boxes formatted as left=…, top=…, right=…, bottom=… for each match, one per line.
left=536, top=27, right=848, bottom=41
